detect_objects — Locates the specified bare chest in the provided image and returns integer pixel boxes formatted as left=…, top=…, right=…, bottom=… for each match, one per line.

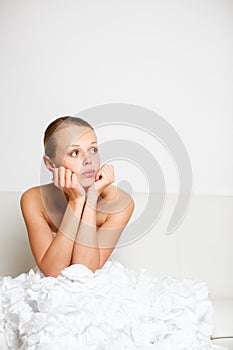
left=42, top=198, right=109, bottom=233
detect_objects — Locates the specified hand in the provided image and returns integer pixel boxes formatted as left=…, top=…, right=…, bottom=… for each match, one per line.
left=87, top=164, right=115, bottom=199
left=52, top=166, right=86, bottom=202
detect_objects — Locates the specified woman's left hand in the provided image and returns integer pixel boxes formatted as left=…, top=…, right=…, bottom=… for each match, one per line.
left=87, top=164, right=115, bottom=200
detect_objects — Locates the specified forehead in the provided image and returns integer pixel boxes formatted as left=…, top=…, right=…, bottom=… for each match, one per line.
left=53, top=125, right=97, bottom=149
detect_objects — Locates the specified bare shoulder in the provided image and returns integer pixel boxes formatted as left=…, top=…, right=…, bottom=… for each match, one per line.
left=21, top=185, right=39, bottom=202
left=20, top=184, right=48, bottom=210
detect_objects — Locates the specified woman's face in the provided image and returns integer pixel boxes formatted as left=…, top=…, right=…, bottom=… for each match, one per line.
left=51, top=125, right=101, bottom=186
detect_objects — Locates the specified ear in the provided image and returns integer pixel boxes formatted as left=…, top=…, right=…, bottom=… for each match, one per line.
left=43, top=155, right=56, bottom=172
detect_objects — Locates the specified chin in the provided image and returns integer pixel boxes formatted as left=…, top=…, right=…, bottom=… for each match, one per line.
left=81, top=178, right=95, bottom=186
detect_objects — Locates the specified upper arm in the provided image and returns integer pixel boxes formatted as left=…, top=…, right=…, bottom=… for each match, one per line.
left=97, top=194, right=135, bottom=269
left=20, top=188, right=54, bottom=269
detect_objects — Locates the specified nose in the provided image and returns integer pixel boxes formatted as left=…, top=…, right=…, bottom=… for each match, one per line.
left=83, top=151, right=92, bottom=165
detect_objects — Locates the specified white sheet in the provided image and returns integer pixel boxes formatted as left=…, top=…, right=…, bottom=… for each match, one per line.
left=0, top=258, right=227, bottom=350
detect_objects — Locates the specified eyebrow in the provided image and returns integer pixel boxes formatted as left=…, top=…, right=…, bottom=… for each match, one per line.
left=70, top=141, right=97, bottom=147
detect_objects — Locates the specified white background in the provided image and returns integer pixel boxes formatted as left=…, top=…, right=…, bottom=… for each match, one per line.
left=0, top=0, right=232, bottom=195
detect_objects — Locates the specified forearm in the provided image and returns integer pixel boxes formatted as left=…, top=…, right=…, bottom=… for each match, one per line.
left=41, top=198, right=85, bottom=277
left=71, top=194, right=100, bottom=272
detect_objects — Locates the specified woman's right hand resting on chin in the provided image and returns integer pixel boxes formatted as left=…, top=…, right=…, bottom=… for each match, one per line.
left=20, top=166, right=88, bottom=277
left=52, top=166, right=86, bottom=203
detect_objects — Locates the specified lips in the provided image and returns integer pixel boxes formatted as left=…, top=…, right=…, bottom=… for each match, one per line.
left=82, top=169, right=95, bottom=177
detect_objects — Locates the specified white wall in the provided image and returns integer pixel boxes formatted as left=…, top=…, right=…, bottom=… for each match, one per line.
left=0, top=0, right=232, bottom=195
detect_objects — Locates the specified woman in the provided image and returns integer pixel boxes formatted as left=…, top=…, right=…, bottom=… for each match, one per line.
left=20, top=116, right=135, bottom=277
left=0, top=116, right=224, bottom=350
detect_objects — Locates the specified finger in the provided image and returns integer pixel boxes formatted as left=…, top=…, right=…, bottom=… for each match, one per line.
left=70, top=172, right=78, bottom=189
left=106, top=164, right=115, bottom=178
left=103, top=164, right=114, bottom=172
left=102, top=167, right=111, bottom=178
left=95, top=169, right=102, bottom=181
left=107, top=164, right=115, bottom=178
left=102, top=165, right=115, bottom=181
left=64, top=168, right=72, bottom=188
left=58, top=166, right=65, bottom=188
left=101, top=167, right=113, bottom=182
left=105, top=163, right=114, bottom=169
left=52, top=168, right=59, bottom=187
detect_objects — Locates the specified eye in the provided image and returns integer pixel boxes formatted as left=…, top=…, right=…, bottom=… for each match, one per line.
left=69, top=147, right=98, bottom=158
left=90, top=147, right=98, bottom=154
left=70, top=150, right=79, bottom=157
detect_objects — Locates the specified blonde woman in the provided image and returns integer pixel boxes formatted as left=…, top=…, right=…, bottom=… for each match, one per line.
left=21, top=116, right=134, bottom=277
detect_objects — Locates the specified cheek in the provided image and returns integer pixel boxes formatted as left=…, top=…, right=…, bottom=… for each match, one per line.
left=63, top=158, right=81, bottom=173
left=91, top=153, right=100, bottom=166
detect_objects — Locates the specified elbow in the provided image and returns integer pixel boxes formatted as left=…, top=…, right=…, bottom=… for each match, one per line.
left=42, top=270, right=61, bottom=278
left=39, top=259, right=64, bottom=278
left=71, top=260, right=99, bottom=274
left=39, top=266, right=61, bottom=278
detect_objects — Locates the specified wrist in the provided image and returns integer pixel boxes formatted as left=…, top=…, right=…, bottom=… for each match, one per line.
left=86, top=192, right=98, bottom=206
left=69, top=196, right=85, bottom=209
